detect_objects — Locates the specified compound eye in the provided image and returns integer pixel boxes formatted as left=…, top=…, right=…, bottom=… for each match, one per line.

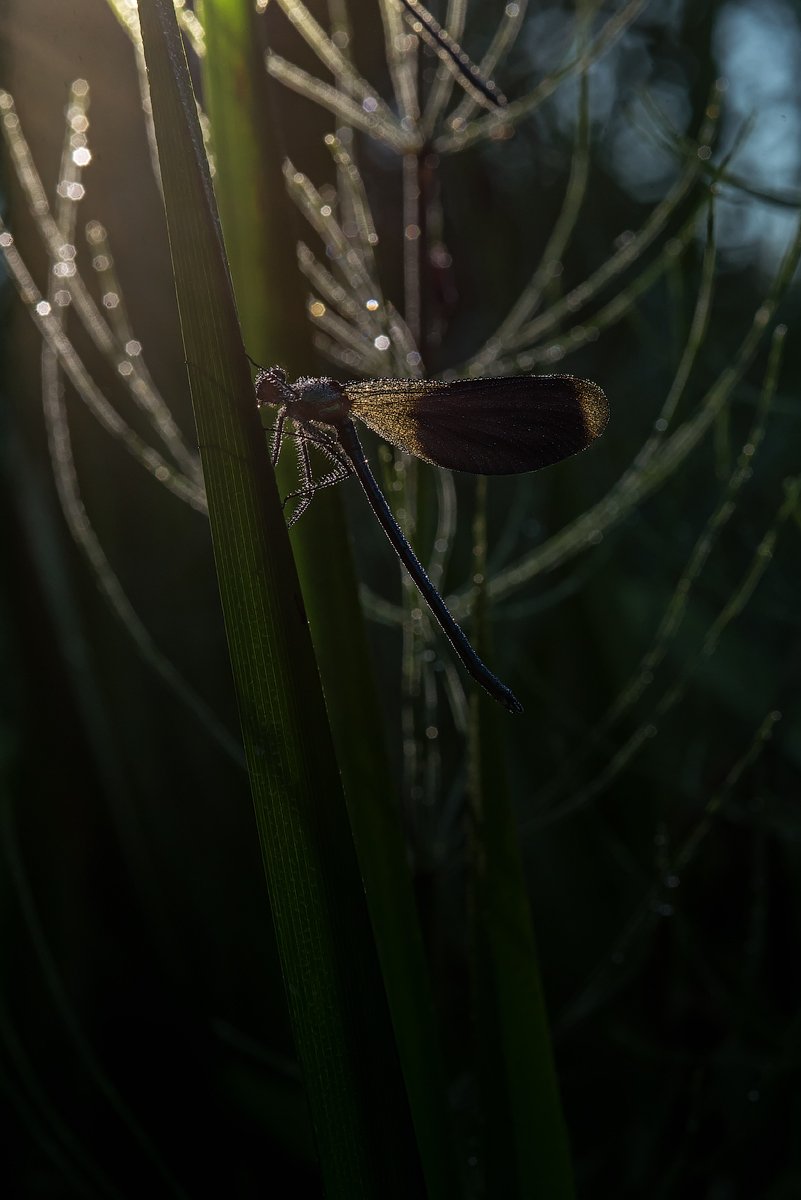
left=255, top=366, right=291, bottom=406
left=257, top=365, right=287, bottom=389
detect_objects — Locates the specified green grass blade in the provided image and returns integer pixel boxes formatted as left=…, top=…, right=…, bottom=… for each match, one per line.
left=136, top=2, right=422, bottom=1192
left=469, top=481, right=575, bottom=1199
left=199, top=4, right=461, bottom=1192
left=469, top=702, right=575, bottom=1198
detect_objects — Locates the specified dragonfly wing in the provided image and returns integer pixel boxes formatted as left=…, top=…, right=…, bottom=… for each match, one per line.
left=345, top=374, right=608, bottom=475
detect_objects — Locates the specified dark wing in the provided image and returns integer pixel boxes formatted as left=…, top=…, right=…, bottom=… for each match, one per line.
left=344, top=374, right=609, bottom=475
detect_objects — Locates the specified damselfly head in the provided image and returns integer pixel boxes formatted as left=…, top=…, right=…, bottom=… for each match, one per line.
left=254, top=365, right=290, bottom=408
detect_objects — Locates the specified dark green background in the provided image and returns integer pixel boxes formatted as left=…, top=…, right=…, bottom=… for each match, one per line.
left=2, top=1, right=800, bottom=1195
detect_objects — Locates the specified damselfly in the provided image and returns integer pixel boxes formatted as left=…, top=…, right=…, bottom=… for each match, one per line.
left=256, top=368, right=609, bottom=714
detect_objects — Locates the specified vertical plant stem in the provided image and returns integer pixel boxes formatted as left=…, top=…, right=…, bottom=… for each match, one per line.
left=138, top=2, right=424, bottom=1193
left=468, top=479, right=575, bottom=1198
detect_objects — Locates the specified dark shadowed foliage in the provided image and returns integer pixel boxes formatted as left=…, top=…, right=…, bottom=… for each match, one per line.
left=2, top=1, right=800, bottom=1197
